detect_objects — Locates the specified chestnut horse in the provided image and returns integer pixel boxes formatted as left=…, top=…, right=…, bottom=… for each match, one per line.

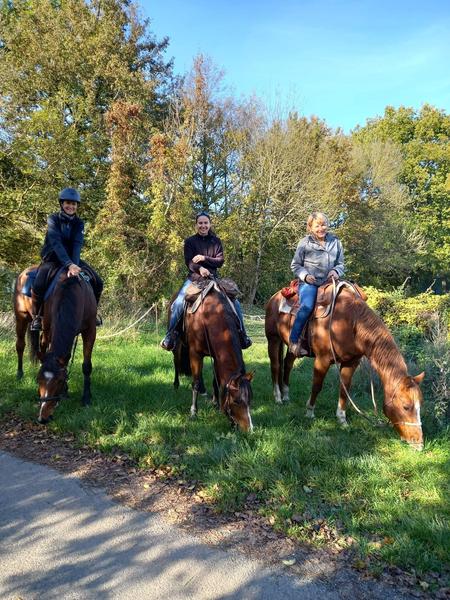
left=173, top=283, right=253, bottom=431
left=14, top=267, right=97, bottom=423
left=265, top=284, right=425, bottom=449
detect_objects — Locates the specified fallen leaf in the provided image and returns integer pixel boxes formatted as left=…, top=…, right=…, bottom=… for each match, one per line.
left=303, top=485, right=312, bottom=494
left=282, top=558, right=296, bottom=566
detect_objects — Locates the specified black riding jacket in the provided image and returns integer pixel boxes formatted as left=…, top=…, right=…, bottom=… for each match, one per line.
left=40, top=211, right=84, bottom=267
left=184, top=233, right=224, bottom=280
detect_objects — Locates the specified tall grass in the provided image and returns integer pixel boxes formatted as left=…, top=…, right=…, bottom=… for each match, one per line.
left=0, top=314, right=448, bottom=577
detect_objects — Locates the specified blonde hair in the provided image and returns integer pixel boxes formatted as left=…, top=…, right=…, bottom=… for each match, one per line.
left=306, top=211, right=329, bottom=233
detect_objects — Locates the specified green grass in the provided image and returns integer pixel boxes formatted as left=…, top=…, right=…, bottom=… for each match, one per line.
left=1, top=320, right=449, bottom=579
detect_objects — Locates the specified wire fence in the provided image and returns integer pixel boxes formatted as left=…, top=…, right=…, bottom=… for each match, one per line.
left=0, top=304, right=268, bottom=344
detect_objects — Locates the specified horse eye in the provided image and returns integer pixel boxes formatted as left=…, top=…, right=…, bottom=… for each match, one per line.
left=403, top=404, right=413, bottom=412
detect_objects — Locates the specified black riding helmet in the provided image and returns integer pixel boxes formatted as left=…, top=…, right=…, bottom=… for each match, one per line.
left=58, top=188, right=81, bottom=203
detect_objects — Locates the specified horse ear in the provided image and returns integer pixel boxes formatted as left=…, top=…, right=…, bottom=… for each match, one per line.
left=413, top=372, right=425, bottom=384
left=244, top=371, right=254, bottom=382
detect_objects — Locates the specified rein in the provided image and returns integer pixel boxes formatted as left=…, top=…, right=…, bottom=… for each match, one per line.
left=199, top=285, right=222, bottom=400
left=199, top=283, right=244, bottom=422
left=327, top=279, right=382, bottom=426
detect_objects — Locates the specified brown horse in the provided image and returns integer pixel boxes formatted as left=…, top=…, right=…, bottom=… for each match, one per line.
left=14, top=267, right=97, bottom=423
left=173, top=283, right=254, bottom=431
left=14, top=266, right=41, bottom=379
left=265, top=284, right=425, bottom=449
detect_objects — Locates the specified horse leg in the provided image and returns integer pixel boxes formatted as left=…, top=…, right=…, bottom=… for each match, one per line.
left=282, top=350, right=295, bottom=403
left=306, top=358, right=330, bottom=419
left=212, top=371, right=220, bottom=409
left=336, top=359, right=360, bottom=427
left=268, top=336, right=284, bottom=404
left=15, top=315, right=28, bottom=379
left=189, top=353, right=203, bottom=418
left=81, top=331, right=95, bottom=406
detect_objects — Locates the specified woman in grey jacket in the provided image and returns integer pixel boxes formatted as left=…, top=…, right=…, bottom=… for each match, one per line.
left=289, top=211, right=345, bottom=357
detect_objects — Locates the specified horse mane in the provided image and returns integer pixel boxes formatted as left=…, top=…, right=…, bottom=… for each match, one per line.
left=214, top=288, right=246, bottom=376
left=50, top=277, right=83, bottom=360
left=350, top=295, right=408, bottom=381
left=40, top=351, right=62, bottom=374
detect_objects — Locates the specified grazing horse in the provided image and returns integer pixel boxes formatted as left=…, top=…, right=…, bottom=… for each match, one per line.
left=173, top=283, right=254, bottom=431
left=265, top=284, right=425, bottom=449
left=14, top=267, right=97, bottom=423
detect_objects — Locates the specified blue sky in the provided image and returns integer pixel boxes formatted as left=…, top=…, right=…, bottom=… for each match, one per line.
left=143, top=0, right=450, bottom=132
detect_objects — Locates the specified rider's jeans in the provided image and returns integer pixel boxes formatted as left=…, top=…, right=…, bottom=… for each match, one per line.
left=289, top=282, right=317, bottom=344
left=168, top=279, right=191, bottom=331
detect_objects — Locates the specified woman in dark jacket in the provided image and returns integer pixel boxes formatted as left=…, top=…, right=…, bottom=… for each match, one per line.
left=31, top=188, right=103, bottom=330
left=160, top=211, right=251, bottom=350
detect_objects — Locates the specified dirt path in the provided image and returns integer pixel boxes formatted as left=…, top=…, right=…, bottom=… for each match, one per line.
left=0, top=416, right=445, bottom=599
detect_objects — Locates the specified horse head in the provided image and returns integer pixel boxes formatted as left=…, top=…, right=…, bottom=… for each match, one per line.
left=383, top=372, right=425, bottom=451
left=37, top=353, right=68, bottom=424
left=222, top=372, right=254, bottom=432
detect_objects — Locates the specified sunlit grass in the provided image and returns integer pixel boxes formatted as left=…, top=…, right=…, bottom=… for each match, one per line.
left=0, top=323, right=448, bottom=576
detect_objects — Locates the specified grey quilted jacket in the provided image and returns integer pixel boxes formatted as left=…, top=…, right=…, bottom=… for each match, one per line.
left=291, top=233, right=345, bottom=286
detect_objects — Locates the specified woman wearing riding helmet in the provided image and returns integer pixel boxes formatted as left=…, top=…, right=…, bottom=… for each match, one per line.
left=30, top=187, right=103, bottom=330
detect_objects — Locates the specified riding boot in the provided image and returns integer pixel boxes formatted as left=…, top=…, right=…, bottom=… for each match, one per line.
left=160, top=329, right=180, bottom=351
left=239, top=328, right=252, bottom=349
left=30, top=291, right=43, bottom=331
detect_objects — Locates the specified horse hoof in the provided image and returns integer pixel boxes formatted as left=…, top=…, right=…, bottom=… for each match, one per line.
left=37, top=417, right=48, bottom=425
left=282, top=396, right=290, bottom=403
left=190, top=412, right=197, bottom=420
left=16, top=372, right=24, bottom=380
left=274, top=398, right=283, bottom=405
left=339, top=420, right=349, bottom=428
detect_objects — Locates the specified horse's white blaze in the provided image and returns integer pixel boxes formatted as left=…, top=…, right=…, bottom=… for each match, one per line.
left=247, top=408, right=253, bottom=432
left=415, top=400, right=422, bottom=426
left=44, top=371, right=54, bottom=381
left=273, top=384, right=283, bottom=404
left=282, top=384, right=290, bottom=402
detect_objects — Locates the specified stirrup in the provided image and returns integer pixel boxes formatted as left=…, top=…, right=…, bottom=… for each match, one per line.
left=288, top=341, right=309, bottom=358
left=30, top=316, right=42, bottom=331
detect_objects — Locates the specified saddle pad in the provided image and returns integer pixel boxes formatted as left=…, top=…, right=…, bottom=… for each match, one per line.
left=279, top=296, right=299, bottom=315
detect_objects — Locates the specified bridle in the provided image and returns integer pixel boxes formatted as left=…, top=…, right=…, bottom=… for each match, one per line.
left=384, top=378, right=423, bottom=429
left=38, top=365, right=68, bottom=405
left=38, top=334, right=78, bottom=406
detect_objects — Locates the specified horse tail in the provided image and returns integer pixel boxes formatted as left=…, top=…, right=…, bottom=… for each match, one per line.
left=28, top=327, right=41, bottom=364
left=174, top=340, right=191, bottom=378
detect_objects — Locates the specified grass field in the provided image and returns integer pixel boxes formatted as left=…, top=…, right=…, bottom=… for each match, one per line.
left=0, top=313, right=449, bottom=580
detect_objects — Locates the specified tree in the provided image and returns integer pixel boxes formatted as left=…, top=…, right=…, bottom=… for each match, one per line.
left=353, top=105, right=450, bottom=290
left=0, top=0, right=172, bottom=275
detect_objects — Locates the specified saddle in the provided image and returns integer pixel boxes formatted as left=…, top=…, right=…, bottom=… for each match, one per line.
left=22, top=265, right=97, bottom=301
left=280, top=279, right=367, bottom=357
left=185, top=277, right=241, bottom=312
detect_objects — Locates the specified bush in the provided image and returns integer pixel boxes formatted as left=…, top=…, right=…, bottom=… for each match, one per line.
left=365, top=286, right=450, bottom=334
left=419, top=317, right=450, bottom=430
